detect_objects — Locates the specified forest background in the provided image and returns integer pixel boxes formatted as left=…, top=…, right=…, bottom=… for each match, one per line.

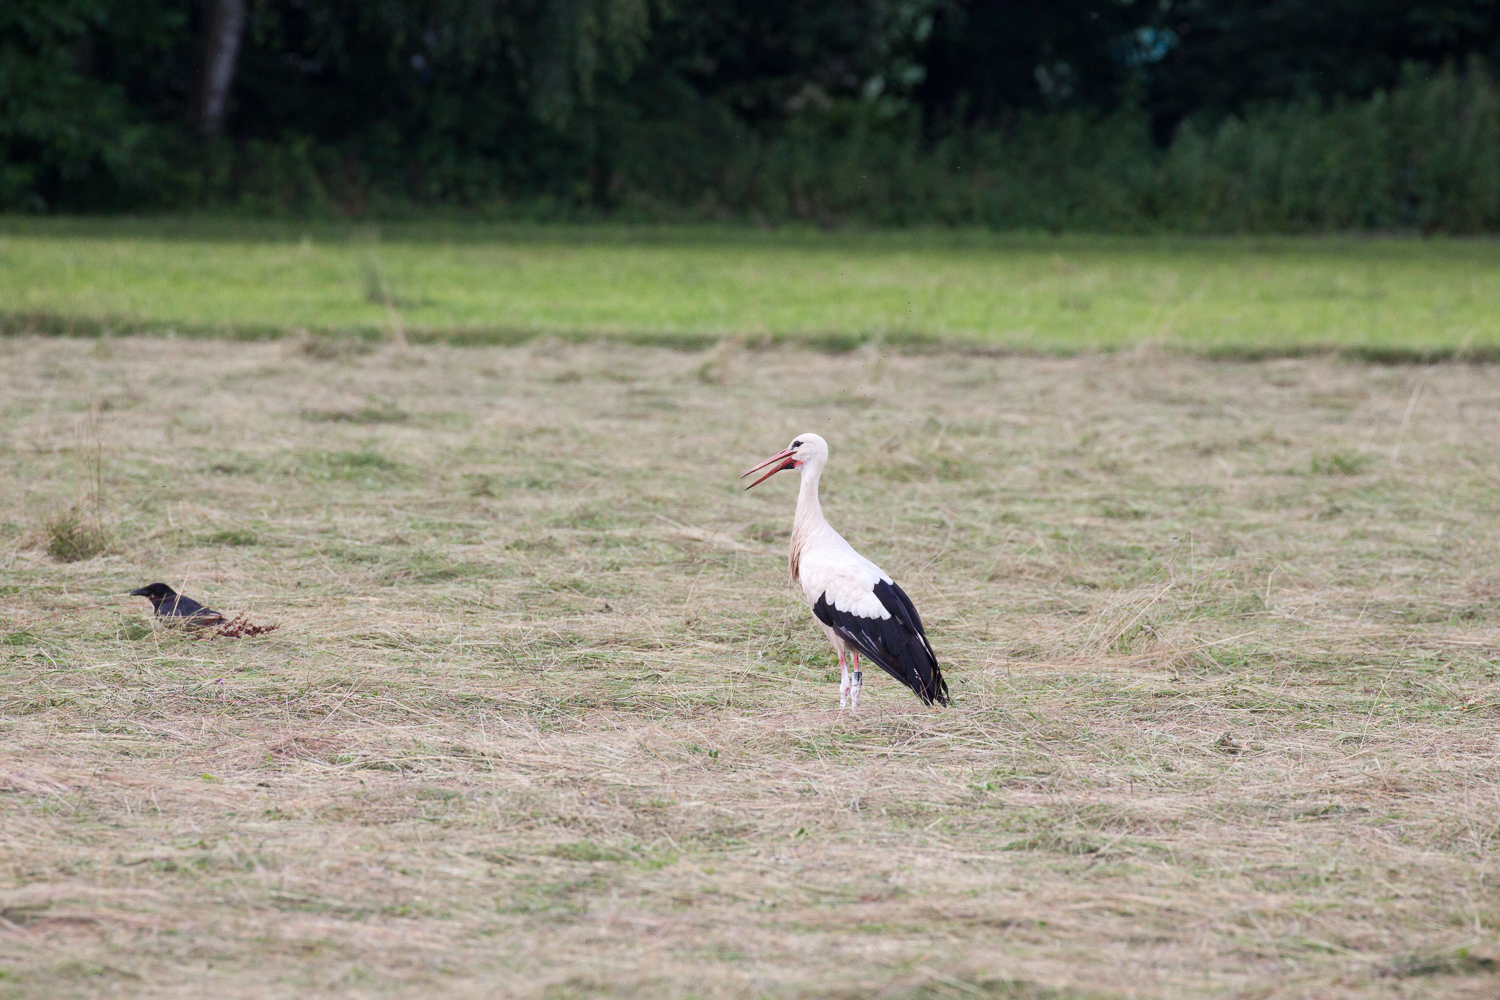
left=10, top=0, right=1500, bottom=231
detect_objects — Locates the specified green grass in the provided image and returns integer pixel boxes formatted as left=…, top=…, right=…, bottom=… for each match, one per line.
left=3, top=218, right=1500, bottom=357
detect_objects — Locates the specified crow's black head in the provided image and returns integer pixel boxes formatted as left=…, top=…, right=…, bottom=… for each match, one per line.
left=129, top=583, right=177, bottom=601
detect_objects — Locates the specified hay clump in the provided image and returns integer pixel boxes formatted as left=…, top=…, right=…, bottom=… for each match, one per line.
left=42, top=510, right=111, bottom=562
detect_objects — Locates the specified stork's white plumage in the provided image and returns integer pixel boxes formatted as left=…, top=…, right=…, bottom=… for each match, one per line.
left=742, top=433, right=949, bottom=708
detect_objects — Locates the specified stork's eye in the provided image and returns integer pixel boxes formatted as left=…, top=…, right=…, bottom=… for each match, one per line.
left=792, top=440, right=803, bottom=448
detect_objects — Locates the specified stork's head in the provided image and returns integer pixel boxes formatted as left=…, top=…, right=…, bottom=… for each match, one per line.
left=741, top=433, right=827, bottom=488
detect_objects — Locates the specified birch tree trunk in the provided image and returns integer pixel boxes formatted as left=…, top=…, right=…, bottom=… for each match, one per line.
left=196, top=0, right=247, bottom=135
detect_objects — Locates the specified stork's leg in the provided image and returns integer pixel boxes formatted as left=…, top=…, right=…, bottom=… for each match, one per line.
left=850, top=651, right=863, bottom=709
left=838, top=649, right=851, bottom=709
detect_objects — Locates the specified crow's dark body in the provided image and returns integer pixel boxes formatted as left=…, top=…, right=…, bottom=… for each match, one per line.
left=129, top=583, right=226, bottom=626
left=812, top=579, right=949, bottom=706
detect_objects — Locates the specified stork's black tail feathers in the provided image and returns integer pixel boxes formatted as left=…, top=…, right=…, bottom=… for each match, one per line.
left=812, top=579, right=950, bottom=706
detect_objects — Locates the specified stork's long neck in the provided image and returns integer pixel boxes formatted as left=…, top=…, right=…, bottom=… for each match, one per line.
left=789, top=454, right=829, bottom=584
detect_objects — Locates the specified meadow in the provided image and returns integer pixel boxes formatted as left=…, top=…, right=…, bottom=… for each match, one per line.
left=3, top=220, right=1500, bottom=358
left=1, top=330, right=1498, bottom=999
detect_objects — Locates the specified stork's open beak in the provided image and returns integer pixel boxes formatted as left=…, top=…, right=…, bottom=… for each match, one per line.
left=741, top=448, right=798, bottom=489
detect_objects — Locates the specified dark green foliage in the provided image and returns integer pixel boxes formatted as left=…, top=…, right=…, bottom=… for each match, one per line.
left=1159, top=61, right=1500, bottom=232
left=615, top=66, right=1500, bottom=232
left=6, top=0, right=1500, bottom=228
left=1137, top=1, right=1500, bottom=129
left=0, top=1, right=188, bottom=210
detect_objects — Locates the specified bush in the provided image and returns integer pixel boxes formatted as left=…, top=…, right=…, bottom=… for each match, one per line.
left=604, top=60, right=1500, bottom=232
left=1158, top=59, right=1500, bottom=232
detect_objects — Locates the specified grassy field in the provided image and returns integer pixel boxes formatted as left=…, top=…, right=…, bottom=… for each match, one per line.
left=3, top=219, right=1500, bottom=357
left=1, top=334, right=1498, bottom=998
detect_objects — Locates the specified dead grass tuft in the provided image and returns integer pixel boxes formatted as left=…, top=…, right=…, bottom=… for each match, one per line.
left=42, top=509, right=111, bottom=562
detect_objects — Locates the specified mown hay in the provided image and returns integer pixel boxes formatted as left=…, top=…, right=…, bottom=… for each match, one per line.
left=0, top=336, right=1497, bottom=999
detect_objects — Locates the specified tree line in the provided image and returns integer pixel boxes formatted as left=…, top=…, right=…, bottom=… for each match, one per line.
left=5, top=0, right=1500, bottom=228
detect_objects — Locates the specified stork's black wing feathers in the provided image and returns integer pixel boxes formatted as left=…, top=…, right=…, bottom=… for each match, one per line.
left=812, top=579, right=949, bottom=706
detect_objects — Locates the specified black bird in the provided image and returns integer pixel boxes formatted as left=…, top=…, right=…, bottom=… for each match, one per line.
left=129, top=583, right=227, bottom=627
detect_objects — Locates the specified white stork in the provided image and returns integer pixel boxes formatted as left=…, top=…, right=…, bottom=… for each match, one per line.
left=742, top=433, right=949, bottom=709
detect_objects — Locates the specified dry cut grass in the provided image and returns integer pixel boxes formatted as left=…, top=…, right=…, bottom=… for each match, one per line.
left=1, top=334, right=1498, bottom=999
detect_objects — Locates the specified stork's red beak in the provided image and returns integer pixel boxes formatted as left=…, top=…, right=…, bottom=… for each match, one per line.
left=741, top=447, right=798, bottom=489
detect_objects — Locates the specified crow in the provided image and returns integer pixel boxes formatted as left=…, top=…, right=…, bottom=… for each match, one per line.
left=129, top=583, right=227, bottom=627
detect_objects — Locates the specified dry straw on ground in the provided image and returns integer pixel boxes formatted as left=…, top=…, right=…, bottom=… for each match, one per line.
left=0, top=335, right=1498, bottom=999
